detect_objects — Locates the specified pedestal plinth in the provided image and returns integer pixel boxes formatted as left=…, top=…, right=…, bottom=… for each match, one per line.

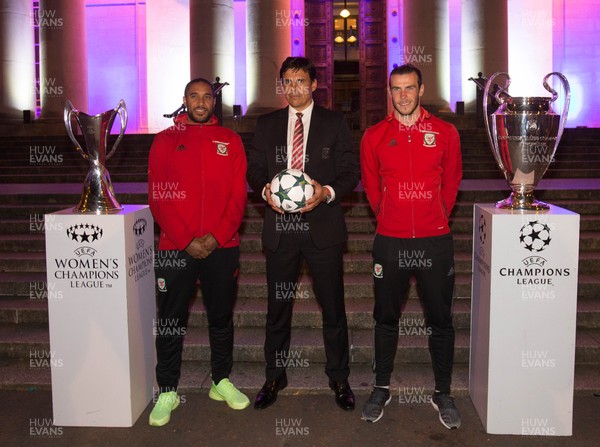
left=44, top=205, right=156, bottom=427
left=470, top=203, right=579, bottom=436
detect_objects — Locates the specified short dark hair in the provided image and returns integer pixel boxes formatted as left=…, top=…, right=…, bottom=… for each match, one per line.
left=184, top=77, right=214, bottom=97
left=279, top=57, right=317, bottom=82
left=389, top=64, right=423, bottom=88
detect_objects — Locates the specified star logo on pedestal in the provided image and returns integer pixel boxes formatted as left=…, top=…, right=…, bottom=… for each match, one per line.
left=66, top=224, right=103, bottom=243
left=133, top=218, right=148, bottom=236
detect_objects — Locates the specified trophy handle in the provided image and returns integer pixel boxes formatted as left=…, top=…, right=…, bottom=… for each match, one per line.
left=107, top=99, right=127, bottom=160
left=64, top=100, right=89, bottom=160
left=543, top=72, right=571, bottom=145
left=483, top=72, right=510, bottom=171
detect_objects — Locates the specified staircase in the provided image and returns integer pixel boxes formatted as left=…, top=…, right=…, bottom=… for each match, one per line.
left=0, top=128, right=599, bottom=395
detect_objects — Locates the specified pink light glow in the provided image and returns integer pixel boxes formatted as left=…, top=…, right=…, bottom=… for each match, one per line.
left=553, top=0, right=600, bottom=127
left=85, top=1, right=146, bottom=132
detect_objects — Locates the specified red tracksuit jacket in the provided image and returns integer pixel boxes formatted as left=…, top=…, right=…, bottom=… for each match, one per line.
left=360, top=108, right=462, bottom=238
left=148, top=114, right=247, bottom=250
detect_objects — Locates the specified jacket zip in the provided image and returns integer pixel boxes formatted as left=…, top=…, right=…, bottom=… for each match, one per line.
left=407, top=132, right=416, bottom=238
left=198, top=124, right=205, bottom=238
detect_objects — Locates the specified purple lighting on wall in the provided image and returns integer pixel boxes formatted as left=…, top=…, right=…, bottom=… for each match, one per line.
left=85, top=0, right=146, bottom=132
left=553, top=0, right=599, bottom=127
left=290, top=0, right=305, bottom=56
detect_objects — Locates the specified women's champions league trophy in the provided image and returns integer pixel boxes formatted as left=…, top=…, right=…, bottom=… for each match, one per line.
left=64, top=100, right=127, bottom=213
left=474, top=72, right=570, bottom=210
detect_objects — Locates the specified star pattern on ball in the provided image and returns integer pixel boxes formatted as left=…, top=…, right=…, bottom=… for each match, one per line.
left=66, top=224, right=103, bottom=243
left=274, top=187, right=293, bottom=204
left=290, top=172, right=311, bottom=193
left=270, top=169, right=314, bottom=213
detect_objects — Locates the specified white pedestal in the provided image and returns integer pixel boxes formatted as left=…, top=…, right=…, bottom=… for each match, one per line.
left=469, top=203, right=579, bottom=436
left=44, top=205, right=156, bottom=427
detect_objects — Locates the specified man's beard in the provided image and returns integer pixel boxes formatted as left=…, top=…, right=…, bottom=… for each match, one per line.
left=396, top=96, right=420, bottom=118
left=187, top=109, right=213, bottom=123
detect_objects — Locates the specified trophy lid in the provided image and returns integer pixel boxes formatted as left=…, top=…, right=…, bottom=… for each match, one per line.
left=505, top=97, right=552, bottom=113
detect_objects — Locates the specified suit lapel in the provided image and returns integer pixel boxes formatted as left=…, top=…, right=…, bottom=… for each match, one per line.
left=306, top=105, right=322, bottom=166
left=272, top=108, right=289, bottom=171
left=306, top=104, right=320, bottom=160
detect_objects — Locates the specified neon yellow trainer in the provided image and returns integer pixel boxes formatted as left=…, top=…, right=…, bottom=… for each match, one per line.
left=149, top=391, right=180, bottom=426
left=209, top=378, right=250, bottom=410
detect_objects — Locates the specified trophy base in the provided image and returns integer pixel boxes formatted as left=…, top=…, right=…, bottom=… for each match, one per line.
left=495, top=192, right=550, bottom=211
left=74, top=206, right=124, bottom=215
left=75, top=198, right=124, bottom=214
left=76, top=184, right=123, bottom=214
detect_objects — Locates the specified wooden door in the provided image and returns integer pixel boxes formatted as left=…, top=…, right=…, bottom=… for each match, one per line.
left=304, top=0, right=333, bottom=109
left=359, top=0, right=387, bottom=129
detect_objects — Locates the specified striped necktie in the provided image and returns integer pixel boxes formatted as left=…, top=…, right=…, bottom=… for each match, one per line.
left=291, top=112, right=304, bottom=170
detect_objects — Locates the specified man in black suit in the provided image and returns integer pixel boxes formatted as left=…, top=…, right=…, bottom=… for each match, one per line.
left=247, top=57, right=359, bottom=411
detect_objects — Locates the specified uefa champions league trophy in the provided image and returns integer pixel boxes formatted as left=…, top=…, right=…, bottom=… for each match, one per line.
left=478, top=72, right=570, bottom=210
left=64, top=100, right=127, bottom=213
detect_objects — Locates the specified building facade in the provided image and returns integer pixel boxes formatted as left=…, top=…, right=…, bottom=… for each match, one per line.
left=0, top=0, right=598, bottom=132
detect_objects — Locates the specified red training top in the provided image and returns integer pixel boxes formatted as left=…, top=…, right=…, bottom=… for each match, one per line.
left=360, top=108, right=462, bottom=238
left=148, top=114, right=247, bottom=250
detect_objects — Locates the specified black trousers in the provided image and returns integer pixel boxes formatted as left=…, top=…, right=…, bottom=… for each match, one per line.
left=372, top=233, right=455, bottom=394
left=154, top=247, right=239, bottom=392
left=264, top=230, right=350, bottom=382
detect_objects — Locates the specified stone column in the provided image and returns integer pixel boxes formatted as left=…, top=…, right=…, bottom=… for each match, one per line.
left=402, top=0, right=449, bottom=111
left=0, top=0, right=35, bottom=122
left=462, top=0, right=508, bottom=112
left=507, top=0, right=553, bottom=97
left=38, top=0, right=87, bottom=120
left=190, top=0, right=235, bottom=116
left=245, top=0, right=291, bottom=115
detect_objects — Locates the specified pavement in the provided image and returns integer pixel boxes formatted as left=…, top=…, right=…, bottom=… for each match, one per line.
left=2, top=389, right=599, bottom=447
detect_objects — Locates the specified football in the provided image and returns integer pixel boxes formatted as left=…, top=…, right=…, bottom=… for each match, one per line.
left=269, top=169, right=315, bottom=213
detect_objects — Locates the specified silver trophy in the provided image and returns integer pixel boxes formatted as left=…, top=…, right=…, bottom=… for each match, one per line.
left=64, top=100, right=127, bottom=213
left=479, top=72, right=570, bottom=210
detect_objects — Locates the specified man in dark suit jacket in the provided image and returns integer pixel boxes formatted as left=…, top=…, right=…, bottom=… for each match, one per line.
left=247, top=57, right=359, bottom=411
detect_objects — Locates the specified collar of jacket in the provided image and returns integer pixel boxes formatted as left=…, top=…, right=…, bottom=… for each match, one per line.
left=385, top=107, right=432, bottom=125
left=174, top=113, right=218, bottom=126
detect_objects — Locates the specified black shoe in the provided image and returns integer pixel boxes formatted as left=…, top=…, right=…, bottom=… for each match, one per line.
left=254, top=376, right=288, bottom=410
left=329, top=380, right=355, bottom=411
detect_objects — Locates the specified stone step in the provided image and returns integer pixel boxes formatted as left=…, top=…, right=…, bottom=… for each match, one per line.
left=0, top=296, right=470, bottom=328
left=4, top=213, right=600, bottom=236
left=2, top=293, right=599, bottom=329
left=2, top=271, right=600, bottom=300
left=1, top=323, right=599, bottom=367
left=1, top=230, right=600, bottom=256
left=2, top=195, right=600, bottom=219
left=0, top=234, right=47, bottom=252
left=8, top=156, right=598, bottom=171
left=1, top=178, right=599, bottom=201
left=3, top=249, right=600, bottom=276
left=2, top=358, right=599, bottom=396
left=1, top=132, right=595, bottom=149
left=5, top=168, right=600, bottom=183
left=5, top=151, right=599, bottom=165
left=2, top=196, right=598, bottom=219
left=0, top=172, right=149, bottom=183
left=0, top=323, right=472, bottom=363
left=462, top=152, right=600, bottom=162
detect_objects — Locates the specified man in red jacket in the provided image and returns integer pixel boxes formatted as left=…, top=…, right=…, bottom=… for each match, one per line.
left=147, top=78, right=249, bottom=426
left=360, top=64, right=463, bottom=428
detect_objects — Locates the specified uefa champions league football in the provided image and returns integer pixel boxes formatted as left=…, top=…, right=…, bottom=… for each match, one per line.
left=270, top=168, right=315, bottom=213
